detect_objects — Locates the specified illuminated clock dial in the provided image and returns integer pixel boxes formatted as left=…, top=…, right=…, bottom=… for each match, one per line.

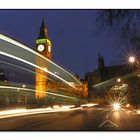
left=48, top=45, right=51, bottom=52
left=37, top=44, right=45, bottom=52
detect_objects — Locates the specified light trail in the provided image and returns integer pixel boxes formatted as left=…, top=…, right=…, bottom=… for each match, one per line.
left=92, top=78, right=115, bottom=88
left=0, top=85, right=77, bottom=100
left=0, top=60, right=54, bottom=82
left=81, top=103, right=98, bottom=107
left=92, top=70, right=140, bottom=89
left=0, top=103, right=99, bottom=119
left=0, top=106, right=83, bottom=119
left=0, top=34, right=82, bottom=85
left=0, top=51, right=76, bottom=89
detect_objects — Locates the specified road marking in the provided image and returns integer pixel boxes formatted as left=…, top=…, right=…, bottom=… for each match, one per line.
left=98, top=113, right=119, bottom=128
left=99, top=119, right=119, bottom=128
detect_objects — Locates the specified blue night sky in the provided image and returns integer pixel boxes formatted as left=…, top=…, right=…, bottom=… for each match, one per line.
left=0, top=10, right=127, bottom=78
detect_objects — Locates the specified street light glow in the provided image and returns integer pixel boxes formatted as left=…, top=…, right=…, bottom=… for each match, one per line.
left=113, top=103, right=121, bottom=111
left=22, top=85, right=26, bottom=88
left=126, top=104, right=130, bottom=108
left=129, top=56, right=135, bottom=63
left=117, top=78, right=121, bottom=82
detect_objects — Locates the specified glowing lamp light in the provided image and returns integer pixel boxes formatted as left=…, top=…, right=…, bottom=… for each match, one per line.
left=137, top=110, right=140, bottom=114
left=129, top=56, right=135, bottom=63
left=126, top=104, right=130, bottom=108
left=117, top=78, right=121, bottom=83
left=22, top=85, right=26, bottom=88
left=113, top=103, right=120, bottom=111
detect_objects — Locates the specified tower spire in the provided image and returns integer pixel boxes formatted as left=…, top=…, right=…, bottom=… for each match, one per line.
left=101, top=55, right=105, bottom=68
left=98, top=50, right=100, bottom=58
left=98, top=49, right=101, bottom=62
left=98, top=52, right=105, bottom=70
left=98, top=52, right=101, bottom=70
left=41, top=16, right=45, bottom=29
left=38, top=17, right=48, bottom=39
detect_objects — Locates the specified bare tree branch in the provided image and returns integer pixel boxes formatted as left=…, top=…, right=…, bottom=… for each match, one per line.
left=97, top=10, right=140, bottom=49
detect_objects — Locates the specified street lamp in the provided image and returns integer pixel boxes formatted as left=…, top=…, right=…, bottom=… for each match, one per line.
left=22, top=84, right=26, bottom=88
left=129, top=56, right=135, bottom=63
left=128, top=55, right=140, bottom=68
left=112, top=103, right=121, bottom=111
left=117, top=78, right=121, bottom=83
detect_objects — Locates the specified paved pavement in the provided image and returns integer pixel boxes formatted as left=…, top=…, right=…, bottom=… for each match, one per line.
left=0, top=105, right=140, bottom=130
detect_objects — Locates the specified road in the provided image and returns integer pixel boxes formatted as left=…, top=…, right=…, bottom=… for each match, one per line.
left=0, top=105, right=140, bottom=130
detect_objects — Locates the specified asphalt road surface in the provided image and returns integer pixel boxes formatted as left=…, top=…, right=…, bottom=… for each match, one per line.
left=0, top=105, right=140, bottom=131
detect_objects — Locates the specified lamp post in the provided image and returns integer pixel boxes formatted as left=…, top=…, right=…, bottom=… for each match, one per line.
left=128, top=56, right=140, bottom=108
left=128, top=55, right=140, bottom=78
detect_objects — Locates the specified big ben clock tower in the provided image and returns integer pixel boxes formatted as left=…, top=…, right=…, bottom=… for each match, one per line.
left=35, top=17, right=52, bottom=99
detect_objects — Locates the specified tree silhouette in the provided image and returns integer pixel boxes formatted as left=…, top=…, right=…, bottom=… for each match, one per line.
left=97, top=10, right=140, bottom=49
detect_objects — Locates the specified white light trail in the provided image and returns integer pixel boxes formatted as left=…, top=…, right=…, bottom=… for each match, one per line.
left=60, top=105, right=75, bottom=109
left=0, top=60, right=54, bottom=82
left=0, top=34, right=82, bottom=85
left=0, top=85, right=77, bottom=100
left=0, top=51, right=76, bottom=89
left=0, top=106, right=82, bottom=119
left=81, top=103, right=98, bottom=107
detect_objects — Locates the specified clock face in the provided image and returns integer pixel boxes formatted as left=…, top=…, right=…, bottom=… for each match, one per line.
left=48, top=45, right=51, bottom=52
left=37, top=44, right=45, bottom=52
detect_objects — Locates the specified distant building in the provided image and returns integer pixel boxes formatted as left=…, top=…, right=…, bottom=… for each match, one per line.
left=75, top=73, right=88, bottom=98
left=86, top=53, right=137, bottom=99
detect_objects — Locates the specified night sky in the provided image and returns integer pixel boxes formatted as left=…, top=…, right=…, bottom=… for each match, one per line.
left=0, top=10, right=127, bottom=78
